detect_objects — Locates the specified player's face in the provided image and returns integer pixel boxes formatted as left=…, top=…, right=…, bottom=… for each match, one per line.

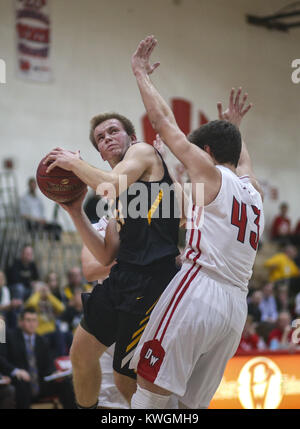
left=94, top=119, right=133, bottom=163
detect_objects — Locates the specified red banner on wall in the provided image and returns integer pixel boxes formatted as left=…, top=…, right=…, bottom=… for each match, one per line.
left=16, top=0, right=52, bottom=82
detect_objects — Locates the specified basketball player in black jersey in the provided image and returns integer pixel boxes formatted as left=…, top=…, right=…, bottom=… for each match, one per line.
left=44, top=113, right=181, bottom=408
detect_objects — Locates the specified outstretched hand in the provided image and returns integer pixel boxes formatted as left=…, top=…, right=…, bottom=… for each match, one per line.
left=131, top=35, right=160, bottom=76
left=217, top=88, right=253, bottom=129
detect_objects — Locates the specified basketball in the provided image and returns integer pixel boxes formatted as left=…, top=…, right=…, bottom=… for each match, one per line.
left=36, top=156, right=87, bottom=203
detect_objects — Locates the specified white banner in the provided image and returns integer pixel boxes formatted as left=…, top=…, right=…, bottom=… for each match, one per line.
left=16, top=0, right=52, bottom=82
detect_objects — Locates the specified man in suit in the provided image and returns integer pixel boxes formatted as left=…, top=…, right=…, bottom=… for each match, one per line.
left=0, top=308, right=75, bottom=408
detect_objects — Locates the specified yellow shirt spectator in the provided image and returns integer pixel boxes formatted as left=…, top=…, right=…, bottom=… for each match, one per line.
left=264, top=252, right=300, bottom=283
left=25, top=283, right=65, bottom=336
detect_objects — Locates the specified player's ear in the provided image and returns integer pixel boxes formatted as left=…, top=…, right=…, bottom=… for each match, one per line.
left=130, top=134, right=137, bottom=143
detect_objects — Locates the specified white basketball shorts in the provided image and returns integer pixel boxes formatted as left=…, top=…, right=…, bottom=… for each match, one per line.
left=130, top=261, right=248, bottom=409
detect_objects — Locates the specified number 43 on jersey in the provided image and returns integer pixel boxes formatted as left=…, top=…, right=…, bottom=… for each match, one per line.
left=231, top=196, right=261, bottom=251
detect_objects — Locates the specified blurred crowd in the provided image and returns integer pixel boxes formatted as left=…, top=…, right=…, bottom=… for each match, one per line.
left=237, top=202, right=300, bottom=354
left=1, top=176, right=300, bottom=408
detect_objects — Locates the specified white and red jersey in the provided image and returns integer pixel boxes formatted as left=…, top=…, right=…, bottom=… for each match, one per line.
left=183, top=165, right=264, bottom=292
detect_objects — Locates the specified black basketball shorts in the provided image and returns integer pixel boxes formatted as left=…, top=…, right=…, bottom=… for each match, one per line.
left=80, top=257, right=179, bottom=379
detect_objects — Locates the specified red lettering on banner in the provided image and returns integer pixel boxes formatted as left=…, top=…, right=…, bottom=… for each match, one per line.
left=142, top=98, right=210, bottom=144
left=171, top=98, right=191, bottom=135
left=17, top=23, right=49, bottom=44
left=199, top=111, right=209, bottom=125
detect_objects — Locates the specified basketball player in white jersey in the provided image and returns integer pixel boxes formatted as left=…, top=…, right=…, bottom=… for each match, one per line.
left=129, top=36, right=264, bottom=409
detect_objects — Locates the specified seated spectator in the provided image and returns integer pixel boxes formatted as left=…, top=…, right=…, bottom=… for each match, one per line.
left=247, top=290, right=263, bottom=323
left=270, top=202, right=291, bottom=243
left=45, top=271, right=64, bottom=303
left=60, top=288, right=83, bottom=351
left=0, top=308, right=76, bottom=409
left=295, top=291, right=300, bottom=317
left=60, top=288, right=83, bottom=335
left=267, top=311, right=298, bottom=351
left=0, top=271, right=23, bottom=324
left=259, top=283, right=278, bottom=323
left=20, top=177, right=62, bottom=241
left=264, top=244, right=300, bottom=284
left=25, top=282, right=66, bottom=358
left=236, top=315, right=266, bottom=353
left=7, top=245, right=39, bottom=301
left=63, top=266, right=92, bottom=303
left=292, top=219, right=300, bottom=247
left=275, top=283, right=290, bottom=313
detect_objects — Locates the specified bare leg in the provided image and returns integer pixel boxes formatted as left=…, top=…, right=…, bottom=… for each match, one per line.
left=70, top=325, right=107, bottom=407
left=113, top=371, right=137, bottom=404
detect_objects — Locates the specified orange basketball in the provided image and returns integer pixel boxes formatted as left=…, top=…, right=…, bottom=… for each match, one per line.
left=36, top=156, right=86, bottom=203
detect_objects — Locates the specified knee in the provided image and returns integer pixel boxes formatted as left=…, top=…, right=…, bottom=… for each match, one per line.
left=114, top=372, right=137, bottom=403
left=70, top=327, right=105, bottom=369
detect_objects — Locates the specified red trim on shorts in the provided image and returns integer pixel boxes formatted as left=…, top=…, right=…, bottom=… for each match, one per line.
left=153, top=262, right=196, bottom=340
left=159, top=264, right=201, bottom=343
left=154, top=227, right=202, bottom=342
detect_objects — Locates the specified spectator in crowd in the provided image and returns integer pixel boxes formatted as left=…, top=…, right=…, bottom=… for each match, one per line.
left=45, top=271, right=64, bottom=303
left=267, top=311, right=298, bottom=351
left=236, top=315, right=266, bottom=353
left=291, top=219, right=300, bottom=247
left=63, top=266, right=92, bottom=303
left=7, top=245, right=39, bottom=301
left=20, top=177, right=62, bottom=240
left=25, top=282, right=66, bottom=358
left=294, top=291, right=300, bottom=317
left=259, top=283, right=278, bottom=323
left=0, top=308, right=76, bottom=409
left=247, top=290, right=263, bottom=323
left=60, top=288, right=82, bottom=335
left=270, top=202, right=291, bottom=243
left=0, top=271, right=23, bottom=325
left=275, top=283, right=290, bottom=313
left=264, top=244, right=300, bottom=284
left=60, top=288, right=83, bottom=351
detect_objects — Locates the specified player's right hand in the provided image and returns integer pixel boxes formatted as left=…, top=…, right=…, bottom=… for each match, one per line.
left=59, top=187, right=88, bottom=214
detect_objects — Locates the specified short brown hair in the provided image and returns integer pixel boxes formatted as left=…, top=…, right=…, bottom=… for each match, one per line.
left=89, top=112, right=136, bottom=150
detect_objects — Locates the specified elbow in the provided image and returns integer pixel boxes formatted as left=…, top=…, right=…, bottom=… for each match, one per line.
left=149, top=112, right=167, bottom=133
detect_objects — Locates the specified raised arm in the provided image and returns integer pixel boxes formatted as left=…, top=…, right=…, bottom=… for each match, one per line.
left=217, top=88, right=263, bottom=199
left=131, top=36, right=218, bottom=189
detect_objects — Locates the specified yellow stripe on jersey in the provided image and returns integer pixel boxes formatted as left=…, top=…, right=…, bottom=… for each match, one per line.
left=126, top=333, right=143, bottom=353
left=131, top=324, right=147, bottom=340
left=147, top=189, right=163, bottom=225
left=139, top=315, right=150, bottom=326
left=146, top=298, right=159, bottom=315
